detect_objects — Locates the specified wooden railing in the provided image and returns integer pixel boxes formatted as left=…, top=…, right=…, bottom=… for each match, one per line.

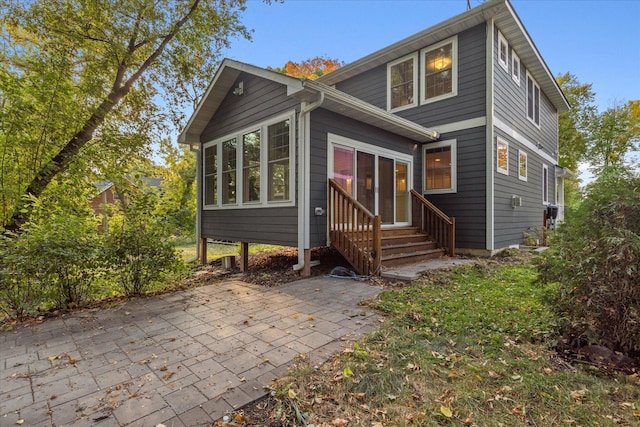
left=410, top=190, right=455, bottom=256
left=328, top=179, right=381, bottom=276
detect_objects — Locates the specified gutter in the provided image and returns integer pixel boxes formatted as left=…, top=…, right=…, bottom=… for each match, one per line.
left=293, top=91, right=325, bottom=272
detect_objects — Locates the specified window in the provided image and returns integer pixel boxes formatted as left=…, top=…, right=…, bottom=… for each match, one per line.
left=497, top=138, right=509, bottom=175
left=498, top=31, right=509, bottom=72
left=421, top=36, right=457, bottom=103
left=204, top=144, right=217, bottom=205
left=267, top=119, right=291, bottom=201
left=387, top=54, right=417, bottom=111
left=222, top=138, right=237, bottom=204
left=518, top=150, right=527, bottom=181
left=203, top=112, right=294, bottom=209
left=542, top=164, right=549, bottom=204
left=511, top=51, right=520, bottom=85
left=242, top=130, right=260, bottom=203
left=527, top=72, right=541, bottom=126
left=423, top=139, right=457, bottom=194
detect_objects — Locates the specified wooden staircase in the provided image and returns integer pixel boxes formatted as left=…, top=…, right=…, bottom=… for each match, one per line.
left=380, top=227, right=444, bottom=268
left=328, top=179, right=455, bottom=276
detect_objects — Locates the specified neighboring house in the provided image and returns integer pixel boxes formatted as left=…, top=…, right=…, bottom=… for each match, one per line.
left=91, top=178, right=162, bottom=229
left=179, top=0, right=570, bottom=276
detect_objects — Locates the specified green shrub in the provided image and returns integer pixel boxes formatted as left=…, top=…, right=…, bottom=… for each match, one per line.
left=102, top=192, right=185, bottom=296
left=0, top=230, right=46, bottom=318
left=537, top=166, right=640, bottom=354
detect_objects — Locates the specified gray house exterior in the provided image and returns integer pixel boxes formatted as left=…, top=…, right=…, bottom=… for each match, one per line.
left=179, top=0, right=570, bottom=273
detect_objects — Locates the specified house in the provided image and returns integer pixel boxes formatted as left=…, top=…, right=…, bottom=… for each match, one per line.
left=178, top=0, right=570, bottom=276
left=91, top=177, right=162, bottom=229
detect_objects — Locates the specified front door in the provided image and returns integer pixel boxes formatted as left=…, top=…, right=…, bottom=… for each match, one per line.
left=329, top=136, right=412, bottom=226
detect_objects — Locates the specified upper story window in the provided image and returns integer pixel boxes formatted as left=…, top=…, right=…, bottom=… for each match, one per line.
left=387, top=53, right=417, bottom=112
left=421, top=36, right=458, bottom=104
left=423, top=139, right=457, bottom=194
left=496, top=138, right=509, bottom=175
left=527, top=72, right=541, bottom=127
left=498, top=31, right=509, bottom=72
left=203, top=111, right=295, bottom=209
left=511, top=52, right=520, bottom=85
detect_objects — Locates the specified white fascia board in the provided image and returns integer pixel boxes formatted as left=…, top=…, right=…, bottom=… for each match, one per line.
left=303, top=80, right=439, bottom=142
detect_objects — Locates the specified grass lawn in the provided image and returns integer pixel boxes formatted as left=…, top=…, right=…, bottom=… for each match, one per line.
left=244, top=255, right=640, bottom=426
left=175, top=239, right=282, bottom=262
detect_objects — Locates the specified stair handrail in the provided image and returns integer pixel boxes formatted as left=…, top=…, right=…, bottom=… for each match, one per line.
left=410, top=189, right=455, bottom=256
left=328, top=178, right=381, bottom=275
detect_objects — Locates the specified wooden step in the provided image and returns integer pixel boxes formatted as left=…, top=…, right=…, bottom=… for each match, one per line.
left=381, top=226, right=422, bottom=237
left=382, top=234, right=430, bottom=246
left=381, top=248, right=445, bottom=268
left=381, top=240, right=438, bottom=256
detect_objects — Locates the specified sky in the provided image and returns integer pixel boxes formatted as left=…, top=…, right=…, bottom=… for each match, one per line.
left=220, top=0, right=640, bottom=112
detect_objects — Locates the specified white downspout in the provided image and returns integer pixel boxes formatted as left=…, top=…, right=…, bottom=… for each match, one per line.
left=187, top=143, right=202, bottom=263
left=293, top=91, right=325, bottom=271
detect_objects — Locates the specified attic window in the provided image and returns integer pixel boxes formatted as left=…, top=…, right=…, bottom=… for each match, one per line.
left=387, top=53, right=418, bottom=112
left=421, top=36, right=457, bottom=104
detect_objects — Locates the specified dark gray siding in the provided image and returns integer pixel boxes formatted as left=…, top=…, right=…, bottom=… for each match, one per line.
left=493, top=129, right=551, bottom=248
left=201, top=72, right=300, bottom=142
left=308, top=109, right=417, bottom=248
left=200, top=72, right=300, bottom=247
left=492, top=25, right=558, bottom=156
left=421, top=126, right=487, bottom=250
left=492, top=24, right=558, bottom=248
left=335, top=24, right=487, bottom=127
left=201, top=207, right=297, bottom=246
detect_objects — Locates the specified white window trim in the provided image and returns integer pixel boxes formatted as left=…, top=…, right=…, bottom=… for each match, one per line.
left=526, top=71, right=541, bottom=128
left=542, top=163, right=549, bottom=205
left=420, top=35, right=458, bottom=105
left=518, top=149, right=528, bottom=181
left=422, top=139, right=457, bottom=194
left=498, top=30, right=509, bottom=72
left=496, top=138, right=509, bottom=176
left=202, top=110, right=296, bottom=210
left=511, top=51, right=520, bottom=86
left=387, top=52, right=418, bottom=112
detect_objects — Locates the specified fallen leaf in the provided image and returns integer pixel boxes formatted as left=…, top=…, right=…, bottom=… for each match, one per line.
left=234, top=413, right=245, bottom=423
left=160, top=365, right=168, bottom=371
left=15, top=420, right=24, bottom=425
left=292, top=314, right=298, bottom=319
left=633, top=411, right=640, bottom=417
left=440, top=406, right=453, bottom=418
left=354, top=392, right=366, bottom=400
left=332, top=418, right=348, bottom=426
left=288, top=388, right=297, bottom=399
left=343, top=367, right=354, bottom=377
left=308, top=315, right=314, bottom=321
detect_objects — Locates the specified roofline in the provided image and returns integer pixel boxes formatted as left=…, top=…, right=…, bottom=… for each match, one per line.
left=178, top=59, right=304, bottom=144
left=318, top=0, right=569, bottom=112
left=302, top=80, right=439, bottom=142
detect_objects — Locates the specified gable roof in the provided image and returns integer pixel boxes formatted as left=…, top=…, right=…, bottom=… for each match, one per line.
left=178, top=59, right=439, bottom=144
left=318, top=0, right=569, bottom=112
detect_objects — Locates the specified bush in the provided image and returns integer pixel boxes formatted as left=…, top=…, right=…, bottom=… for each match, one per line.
left=537, top=166, right=640, bottom=354
left=102, top=192, right=185, bottom=296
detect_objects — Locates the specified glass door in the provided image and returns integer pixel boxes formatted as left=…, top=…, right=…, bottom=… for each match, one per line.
left=379, top=157, right=395, bottom=224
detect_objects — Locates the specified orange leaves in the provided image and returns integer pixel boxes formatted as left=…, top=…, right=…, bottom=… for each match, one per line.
left=282, top=57, right=343, bottom=80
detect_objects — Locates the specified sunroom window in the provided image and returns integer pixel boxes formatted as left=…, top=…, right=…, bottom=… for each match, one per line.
left=388, top=54, right=417, bottom=111
left=267, top=119, right=290, bottom=201
left=421, top=36, right=457, bottom=103
left=203, top=112, right=294, bottom=209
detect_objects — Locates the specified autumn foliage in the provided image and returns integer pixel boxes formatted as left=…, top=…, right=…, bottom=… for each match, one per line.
left=272, top=56, right=342, bottom=80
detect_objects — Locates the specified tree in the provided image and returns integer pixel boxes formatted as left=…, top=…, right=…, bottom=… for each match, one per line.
left=0, top=0, right=252, bottom=232
left=269, top=56, right=343, bottom=80
left=586, top=100, right=640, bottom=170
left=556, top=72, right=597, bottom=172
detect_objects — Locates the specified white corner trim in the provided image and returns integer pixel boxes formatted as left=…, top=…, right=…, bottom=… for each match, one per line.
left=493, top=117, right=557, bottom=165
left=486, top=19, right=495, bottom=252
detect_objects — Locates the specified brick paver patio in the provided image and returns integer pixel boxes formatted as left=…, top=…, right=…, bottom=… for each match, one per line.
left=0, top=276, right=383, bottom=426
